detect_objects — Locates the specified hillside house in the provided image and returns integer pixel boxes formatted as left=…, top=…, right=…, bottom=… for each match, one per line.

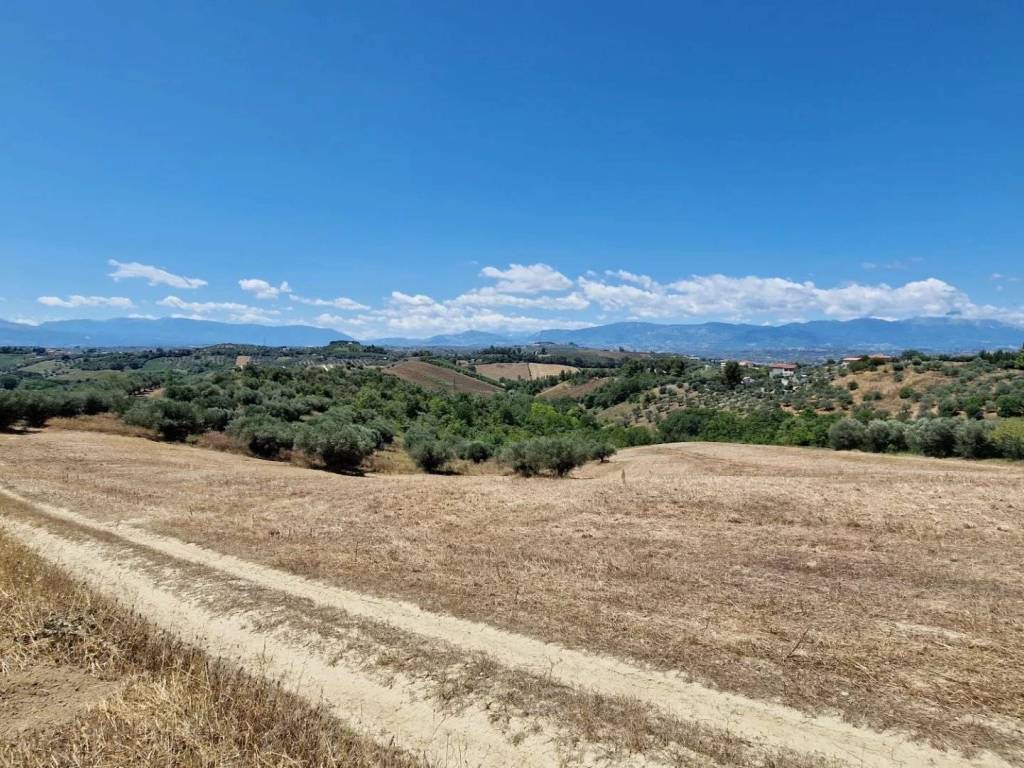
left=769, top=363, right=797, bottom=378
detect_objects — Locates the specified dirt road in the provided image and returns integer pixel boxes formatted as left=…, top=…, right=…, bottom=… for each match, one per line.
left=1, top=483, right=1013, bottom=768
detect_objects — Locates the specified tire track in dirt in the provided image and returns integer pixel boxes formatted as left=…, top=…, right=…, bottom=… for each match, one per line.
left=0, top=511, right=674, bottom=768
left=0, top=486, right=1012, bottom=768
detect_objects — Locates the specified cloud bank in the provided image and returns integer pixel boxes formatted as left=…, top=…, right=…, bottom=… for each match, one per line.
left=23, top=260, right=1024, bottom=337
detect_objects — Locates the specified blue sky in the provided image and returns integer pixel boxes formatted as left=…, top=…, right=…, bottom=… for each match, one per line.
left=1, top=1, right=1022, bottom=337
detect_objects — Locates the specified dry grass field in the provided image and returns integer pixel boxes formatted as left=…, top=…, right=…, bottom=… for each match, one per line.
left=538, top=376, right=610, bottom=399
left=383, top=359, right=502, bottom=394
left=0, top=528, right=419, bottom=768
left=1, top=428, right=1023, bottom=765
left=475, top=362, right=580, bottom=381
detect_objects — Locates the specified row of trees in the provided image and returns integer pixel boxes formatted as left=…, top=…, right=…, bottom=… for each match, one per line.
left=0, top=389, right=116, bottom=430
left=828, top=416, right=1024, bottom=459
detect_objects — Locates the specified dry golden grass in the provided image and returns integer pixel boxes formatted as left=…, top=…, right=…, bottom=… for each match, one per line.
left=2, top=429, right=1023, bottom=758
left=0, top=530, right=421, bottom=768
left=476, top=362, right=579, bottom=381
left=46, top=413, right=156, bottom=438
left=836, top=366, right=954, bottom=411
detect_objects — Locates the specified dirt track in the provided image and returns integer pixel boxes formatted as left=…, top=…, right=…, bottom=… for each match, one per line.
left=1, top=477, right=1017, bottom=768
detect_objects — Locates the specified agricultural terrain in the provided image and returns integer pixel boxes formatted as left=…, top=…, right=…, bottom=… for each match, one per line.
left=475, top=362, right=580, bottom=381
left=384, top=359, right=502, bottom=394
left=2, top=426, right=1022, bottom=766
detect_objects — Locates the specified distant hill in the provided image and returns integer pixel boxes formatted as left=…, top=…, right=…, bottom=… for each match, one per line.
left=4, top=315, right=1021, bottom=355
left=0, top=317, right=349, bottom=348
left=533, top=318, right=1024, bottom=357
left=371, top=330, right=516, bottom=348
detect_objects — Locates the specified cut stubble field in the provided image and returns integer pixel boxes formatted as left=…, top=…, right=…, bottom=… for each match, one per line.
left=1, top=428, right=1023, bottom=765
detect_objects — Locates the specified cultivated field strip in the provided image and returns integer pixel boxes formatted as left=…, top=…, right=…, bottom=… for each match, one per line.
left=0, top=486, right=1010, bottom=768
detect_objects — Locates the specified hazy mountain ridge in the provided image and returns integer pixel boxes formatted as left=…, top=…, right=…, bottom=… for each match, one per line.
left=375, top=318, right=1024, bottom=356
left=533, top=318, right=1024, bottom=355
left=0, top=317, right=349, bottom=348
left=1, top=316, right=1021, bottom=354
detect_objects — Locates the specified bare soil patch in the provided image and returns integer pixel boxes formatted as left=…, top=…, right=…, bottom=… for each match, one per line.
left=1, top=429, right=1023, bottom=760
left=539, top=377, right=610, bottom=400
left=0, top=663, right=118, bottom=738
left=384, top=359, right=501, bottom=394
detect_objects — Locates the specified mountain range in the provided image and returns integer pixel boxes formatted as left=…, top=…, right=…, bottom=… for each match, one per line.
left=1, top=316, right=1021, bottom=357
left=0, top=318, right=348, bottom=348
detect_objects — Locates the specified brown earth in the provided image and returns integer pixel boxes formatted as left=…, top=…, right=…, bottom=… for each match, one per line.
left=1, top=429, right=1023, bottom=761
left=476, top=362, right=580, bottom=381
left=538, top=376, right=610, bottom=400
left=384, top=359, right=501, bottom=394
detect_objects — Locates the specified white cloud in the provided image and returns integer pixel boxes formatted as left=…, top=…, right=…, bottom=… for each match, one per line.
left=479, top=263, right=572, bottom=293
left=37, top=295, right=135, bottom=309
left=390, top=291, right=438, bottom=307
left=450, top=287, right=590, bottom=310
left=108, top=260, right=207, bottom=289
left=314, top=291, right=591, bottom=338
left=290, top=294, right=369, bottom=311
left=239, top=278, right=292, bottom=299
left=577, top=272, right=1015, bottom=323
left=158, top=295, right=281, bottom=323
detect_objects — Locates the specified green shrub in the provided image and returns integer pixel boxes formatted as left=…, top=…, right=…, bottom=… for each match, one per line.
left=202, top=407, right=234, bottom=432
left=865, top=419, right=905, bottom=453
left=828, top=418, right=867, bottom=451
left=906, top=418, right=958, bottom=458
left=996, top=394, right=1024, bottom=417
left=499, top=435, right=590, bottom=477
left=296, top=421, right=376, bottom=471
left=955, top=420, right=995, bottom=459
left=992, top=418, right=1024, bottom=460
left=0, top=393, right=17, bottom=430
left=456, top=440, right=493, bottom=463
left=404, top=427, right=454, bottom=473
left=658, top=409, right=714, bottom=442
left=498, top=440, right=543, bottom=477
left=364, top=419, right=396, bottom=448
left=19, top=393, right=58, bottom=428
left=407, top=436, right=454, bottom=473
left=228, top=413, right=295, bottom=458
left=585, top=440, right=617, bottom=463
left=124, top=399, right=202, bottom=441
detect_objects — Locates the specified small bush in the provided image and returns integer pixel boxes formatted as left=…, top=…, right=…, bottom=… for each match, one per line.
left=407, top=437, right=454, bottom=473
left=404, top=427, right=454, bottom=473
left=456, top=440, right=493, bottom=463
left=585, top=440, right=617, bottom=463
left=499, top=440, right=543, bottom=477
left=955, top=420, right=995, bottom=459
left=296, top=421, right=376, bottom=472
left=499, top=435, right=589, bottom=477
left=865, top=419, right=905, bottom=453
left=124, top=399, right=201, bottom=441
left=228, top=413, right=295, bottom=458
left=828, top=418, right=866, bottom=451
left=202, top=407, right=234, bottom=432
left=996, top=394, right=1024, bottom=417
left=0, top=393, right=18, bottom=430
left=907, top=418, right=959, bottom=458
left=992, top=418, right=1024, bottom=460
